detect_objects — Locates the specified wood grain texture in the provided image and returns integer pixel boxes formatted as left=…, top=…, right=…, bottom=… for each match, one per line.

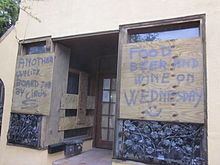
left=59, top=73, right=96, bottom=132
left=77, top=72, right=88, bottom=124
left=61, top=94, right=78, bottom=109
left=86, top=96, right=96, bottom=109
left=45, top=44, right=70, bottom=146
left=12, top=53, right=55, bottom=115
left=120, top=38, right=204, bottom=123
left=61, top=95, right=95, bottom=110
left=58, top=116, right=94, bottom=131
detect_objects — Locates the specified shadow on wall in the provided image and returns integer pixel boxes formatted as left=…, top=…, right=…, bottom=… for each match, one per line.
left=0, top=79, right=5, bottom=135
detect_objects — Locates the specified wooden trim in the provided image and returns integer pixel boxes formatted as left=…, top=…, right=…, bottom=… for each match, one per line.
left=19, top=36, right=51, bottom=44
left=119, top=14, right=205, bottom=30
left=94, top=56, right=101, bottom=147
left=69, top=68, right=81, bottom=74
left=200, top=15, right=208, bottom=164
left=53, top=30, right=119, bottom=41
left=19, top=37, right=53, bottom=56
left=59, top=116, right=93, bottom=131
left=113, top=27, right=127, bottom=157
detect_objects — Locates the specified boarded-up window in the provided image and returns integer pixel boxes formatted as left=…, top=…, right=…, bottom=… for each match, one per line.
left=120, top=37, right=204, bottom=123
left=9, top=39, right=56, bottom=149
left=116, top=16, right=206, bottom=164
left=11, top=53, right=55, bottom=115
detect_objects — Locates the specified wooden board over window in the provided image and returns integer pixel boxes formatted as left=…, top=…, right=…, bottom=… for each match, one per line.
left=120, top=37, right=204, bottom=123
left=12, top=53, right=55, bottom=115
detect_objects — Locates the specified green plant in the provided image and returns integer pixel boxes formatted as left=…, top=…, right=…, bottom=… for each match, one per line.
left=0, top=0, right=20, bottom=37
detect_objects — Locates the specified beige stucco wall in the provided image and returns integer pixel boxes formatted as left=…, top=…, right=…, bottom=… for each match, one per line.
left=1, top=0, right=220, bottom=164
left=15, top=0, right=218, bottom=39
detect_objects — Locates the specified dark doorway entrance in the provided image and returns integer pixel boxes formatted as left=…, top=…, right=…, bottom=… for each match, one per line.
left=56, top=32, right=118, bottom=150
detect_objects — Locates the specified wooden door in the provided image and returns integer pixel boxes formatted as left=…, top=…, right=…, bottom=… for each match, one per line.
left=96, top=75, right=116, bottom=149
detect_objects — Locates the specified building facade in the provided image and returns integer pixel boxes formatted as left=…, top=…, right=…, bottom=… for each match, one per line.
left=0, top=0, right=219, bottom=165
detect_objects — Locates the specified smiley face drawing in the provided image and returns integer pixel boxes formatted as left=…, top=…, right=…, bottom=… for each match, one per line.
left=142, top=105, right=162, bottom=117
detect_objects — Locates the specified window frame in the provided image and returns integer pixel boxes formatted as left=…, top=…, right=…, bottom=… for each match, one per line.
left=18, top=36, right=53, bottom=55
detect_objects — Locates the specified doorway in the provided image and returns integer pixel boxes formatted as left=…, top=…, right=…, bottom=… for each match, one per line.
left=95, top=56, right=117, bottom=149
left=56, top=32, right=118, bottom=150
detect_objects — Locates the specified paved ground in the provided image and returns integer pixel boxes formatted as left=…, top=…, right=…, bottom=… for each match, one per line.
left=53, top=148, right=112, bottom=165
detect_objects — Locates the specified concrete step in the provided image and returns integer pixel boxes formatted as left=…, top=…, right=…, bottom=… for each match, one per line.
left=53, top=148, right=112, bottom=165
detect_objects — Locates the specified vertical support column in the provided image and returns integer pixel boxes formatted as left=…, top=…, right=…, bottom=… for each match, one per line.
left=44, top=43, right=70, bottom=146
left=114, top=27, right=128, bottom=157
left=77, top=72, right=88, bottom=125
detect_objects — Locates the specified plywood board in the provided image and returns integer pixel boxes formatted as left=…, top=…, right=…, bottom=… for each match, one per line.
left=77, top=72, right=88, bottom=124
left=58, top=116, right=94, bottom=131
left=45, top=44, right=70, bottom=145
left=87, top=96, right=96, bottom=109
left=12, top=53, right=55, bottom=115
left=120, top=38, right=204, bottom=123
left=61, top=94, right=78, bottom=109
left=61, top=95, right=95, bottom=110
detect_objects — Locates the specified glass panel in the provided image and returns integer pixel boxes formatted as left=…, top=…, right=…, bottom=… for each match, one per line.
left=102, top=91, right=110, bottom=102
left=103, top=79, right=110, bottom=89
left=130, top=33, right=158, bottom=43
left=110, top=91, right=116, bottom=103
left=101, top=116, right=109, bottom=128
left=67, top=73, right=79, bottom=94
left=108, top=129, right=114, bottom=141
left=111, top=78, right=116, bottom=90
left=101, top=128, right=108, bottom=141
left=110, top=103, right=116, bottom=115
left=109, top=116, right=115, bottom=128
left=102, top=103, right=109, bottom=115
left=130, top=27, right=199, bottom=43
left=26, top=44, right=49, bottom=55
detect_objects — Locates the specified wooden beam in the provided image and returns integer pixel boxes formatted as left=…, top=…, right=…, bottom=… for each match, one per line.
left=86, top=96, right=95, bottom=109
left=77, top=72, right=88, bottom=124
left=61, top=94, right=78, bottom=109
left=58, top=116, right=94, bottom=131
left=45, top=43, right=70, bottom=146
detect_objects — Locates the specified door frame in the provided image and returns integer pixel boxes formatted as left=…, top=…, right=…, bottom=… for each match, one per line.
left=94, top=55, right=117, bottom=149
